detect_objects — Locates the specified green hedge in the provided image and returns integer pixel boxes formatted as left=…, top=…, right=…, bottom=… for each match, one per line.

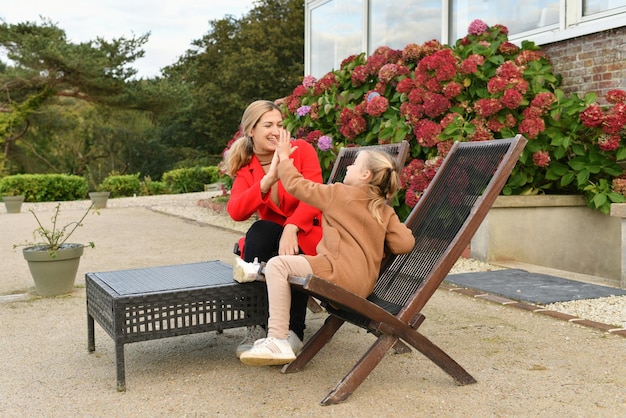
left=161, top=166, right=221, bottom=193
left=0, top=174, right=88, bottom=202
left=99, top=173, right=141, bottom=198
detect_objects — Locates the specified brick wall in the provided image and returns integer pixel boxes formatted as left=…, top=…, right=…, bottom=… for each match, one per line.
left=541, top=26, right=626, bottom=103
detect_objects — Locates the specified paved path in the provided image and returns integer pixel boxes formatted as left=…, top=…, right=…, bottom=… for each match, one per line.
left=1, top=195, right=624, bottom=416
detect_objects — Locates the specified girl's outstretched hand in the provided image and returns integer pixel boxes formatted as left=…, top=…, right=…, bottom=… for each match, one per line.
left=276, top=128, right=297, bottom=162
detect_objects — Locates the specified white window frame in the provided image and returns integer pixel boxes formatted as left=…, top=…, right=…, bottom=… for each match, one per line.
left=305, top=0, right=626, bottom=76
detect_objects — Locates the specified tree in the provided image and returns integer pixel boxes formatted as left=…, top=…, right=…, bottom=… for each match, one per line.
left=0, top=18, right=154, bottom=174
left=158, top=0, right=305, bottom=158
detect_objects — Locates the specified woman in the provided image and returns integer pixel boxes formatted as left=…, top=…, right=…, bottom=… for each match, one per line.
left=222, top=100, right=323, bottom=358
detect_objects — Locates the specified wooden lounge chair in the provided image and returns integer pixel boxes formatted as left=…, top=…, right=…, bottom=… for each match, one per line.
left=282, top=135, right=527, bottom=405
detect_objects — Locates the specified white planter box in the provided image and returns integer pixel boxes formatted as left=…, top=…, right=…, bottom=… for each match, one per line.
left=471, top=195, right=625, bottom=289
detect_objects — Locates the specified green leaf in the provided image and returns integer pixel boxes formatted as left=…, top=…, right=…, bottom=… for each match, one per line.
left=560, top=171, right=575, bottom=187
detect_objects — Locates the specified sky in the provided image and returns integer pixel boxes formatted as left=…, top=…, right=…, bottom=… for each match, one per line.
left=1, top=0, right=257, bottom=78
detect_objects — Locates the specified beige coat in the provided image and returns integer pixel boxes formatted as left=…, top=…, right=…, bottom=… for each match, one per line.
left=278, top=159, right=415, bottom=297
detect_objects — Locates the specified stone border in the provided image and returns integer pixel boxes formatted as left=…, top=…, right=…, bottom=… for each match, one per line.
left=441, top=282, right=626, bottom=338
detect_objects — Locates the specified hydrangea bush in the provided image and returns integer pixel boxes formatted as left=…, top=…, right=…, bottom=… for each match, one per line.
left=278, top=20, right=626, bottom=217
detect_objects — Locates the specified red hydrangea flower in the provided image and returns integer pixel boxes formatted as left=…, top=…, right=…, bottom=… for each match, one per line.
left=460, top=54, right=485, bottom=75
left=313, top=73, right=337, bottom=95
left=606, top=89, right=626, bottom=104
left=305, top=130, right=322, bottom=144
left=402, top=43, right=422, bottom=62
left=397, top=77, right=415, bottom=94
left=518, top=117, right=546, bottom=139
left=532, top=150, right=551, bottom=167
left=292, top=84, right=308, bottom=97
left=531, top=92, right=557, bottom=110
left=339, top=108, right=367, bottom=141
left=351, top=65, right=369, bottom=86
left=400, top=102, right=424, bottom=124
left=474, top=98, right=503, bottom=118
left=580, top=104, right=605, bottom=127
left=365, top=95, right=389, bottom=117
left=515, top=50, right=547, bottom=66
left=378, top=63, right=399, bottom=83
left=487, top=77, right=509, bottom=94
left=423, top=92, right=451, bottom=118
left=598, top=134, right=620, bottom=152
left=413, top=119, right=442, bottom=147
left=502, top=89, right=524, bottom=109
left=498, top=42, right=519, bottom=55
left=442, top=82, right=463, bottom=99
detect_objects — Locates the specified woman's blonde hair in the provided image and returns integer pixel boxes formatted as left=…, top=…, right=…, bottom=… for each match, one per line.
left=222, top=100, right=281, bottom=177
left=361, top=149, right=402, bottom=224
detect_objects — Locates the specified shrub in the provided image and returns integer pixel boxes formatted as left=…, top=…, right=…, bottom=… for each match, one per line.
left=161, top=166, right=221, bottom=193
left=0, top=174, right=88, bottom=202
left=99, top=173, right=141, bottom=198
left=274, top=20, right=626, bottom=216
left=139, top=176, right=171, bottom=196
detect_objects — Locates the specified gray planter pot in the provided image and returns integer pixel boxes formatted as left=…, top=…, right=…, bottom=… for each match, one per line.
left=89, top=191, right=110, bottom=209
left=23, top=243, right=84, bottom=296
left=2, top=195, right=25, bottom=213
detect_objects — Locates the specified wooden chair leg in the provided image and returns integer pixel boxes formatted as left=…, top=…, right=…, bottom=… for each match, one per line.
left=321, top=333, right=398, bottom=405
left=401, top=328, right=476, bottom=385
left=282, top=315, right=344, bottom=373
left=307, top=296, right=323, bottom=313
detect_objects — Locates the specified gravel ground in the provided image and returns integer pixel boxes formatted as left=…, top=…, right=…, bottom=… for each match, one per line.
left=2, top=192, right=625, bottom=416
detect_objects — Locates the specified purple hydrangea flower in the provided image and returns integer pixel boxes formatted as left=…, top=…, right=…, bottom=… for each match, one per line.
left=296, top=105, right=311, bottom=117
left=318, top=135, right=332, bottom=151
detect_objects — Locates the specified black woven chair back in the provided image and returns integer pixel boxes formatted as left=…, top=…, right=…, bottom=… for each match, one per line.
left=327, top=141, right=409, bottom=184
left=368, top=137, right=522, bottom=315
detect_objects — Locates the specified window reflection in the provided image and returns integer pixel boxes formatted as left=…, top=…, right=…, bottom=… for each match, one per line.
left=310, top=0, right=363, bottom=77
left=369, top=0, right=441, bottom=53
left=450, top=0, right=559, bottom=41
left=584, top=0, right=626, bottom=15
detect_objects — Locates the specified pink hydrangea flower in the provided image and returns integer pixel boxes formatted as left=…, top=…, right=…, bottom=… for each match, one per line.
left=302, top=75, right=317, bottom=88
left=532, top=150, right=551, bottom=167
left=468, top=19, right=489, bottom=35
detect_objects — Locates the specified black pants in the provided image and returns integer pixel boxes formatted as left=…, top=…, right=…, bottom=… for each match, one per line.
left=240, top=220, right=308, bottom=341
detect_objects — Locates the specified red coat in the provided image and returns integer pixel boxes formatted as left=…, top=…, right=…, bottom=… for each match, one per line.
left=227, top=139, right=323, bottom=256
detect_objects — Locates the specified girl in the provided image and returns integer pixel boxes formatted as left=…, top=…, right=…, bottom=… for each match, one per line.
left=240, top=130, right=415, bottom=366
left=223, top=100, right=323, bottom=357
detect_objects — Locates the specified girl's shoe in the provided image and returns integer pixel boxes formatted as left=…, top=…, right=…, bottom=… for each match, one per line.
left=239, top=337, right=296, bottom=366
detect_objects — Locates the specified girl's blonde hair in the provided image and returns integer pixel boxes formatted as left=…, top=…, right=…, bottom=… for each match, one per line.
left=361, top=149, right=402, bottom=224
left=222, top=100, right=281, bottom=177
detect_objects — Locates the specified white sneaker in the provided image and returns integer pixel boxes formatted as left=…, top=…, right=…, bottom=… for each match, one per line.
left=239, top=337, right=296, bottom=366
left=287, top=330, right=303, bottom=355
left=233, top=257, right=261, bottom=283
left=235, top=325, right=267, bottom=358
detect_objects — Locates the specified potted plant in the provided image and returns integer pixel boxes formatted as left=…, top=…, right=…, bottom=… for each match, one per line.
left=17, top=203, right=96, bottom=296
left=0, top=182, right=26, bottom=214
left=2, top=194, right=25, bottom=213
left=88, top=188, right=111, bottom=209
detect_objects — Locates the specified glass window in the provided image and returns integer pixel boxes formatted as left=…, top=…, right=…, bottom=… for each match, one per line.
left=450, top=0, right=560, bottom=42
left=584, top=0, right=626, bottom=16
left=310, top=0, right=364, bottom=78
left=369, top=0, right=441, bottom=53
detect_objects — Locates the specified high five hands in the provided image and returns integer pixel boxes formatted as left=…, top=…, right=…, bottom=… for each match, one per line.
left=276, top=128, right=298, bottom=162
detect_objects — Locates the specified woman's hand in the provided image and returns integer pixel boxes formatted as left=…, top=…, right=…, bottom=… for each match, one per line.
left=278, top=223, right=300, bottom=255
left=276, top=128, right=297, bottom=162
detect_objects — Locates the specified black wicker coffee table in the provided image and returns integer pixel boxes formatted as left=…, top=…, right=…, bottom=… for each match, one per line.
left=86, top=260, right=268, bottom=391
